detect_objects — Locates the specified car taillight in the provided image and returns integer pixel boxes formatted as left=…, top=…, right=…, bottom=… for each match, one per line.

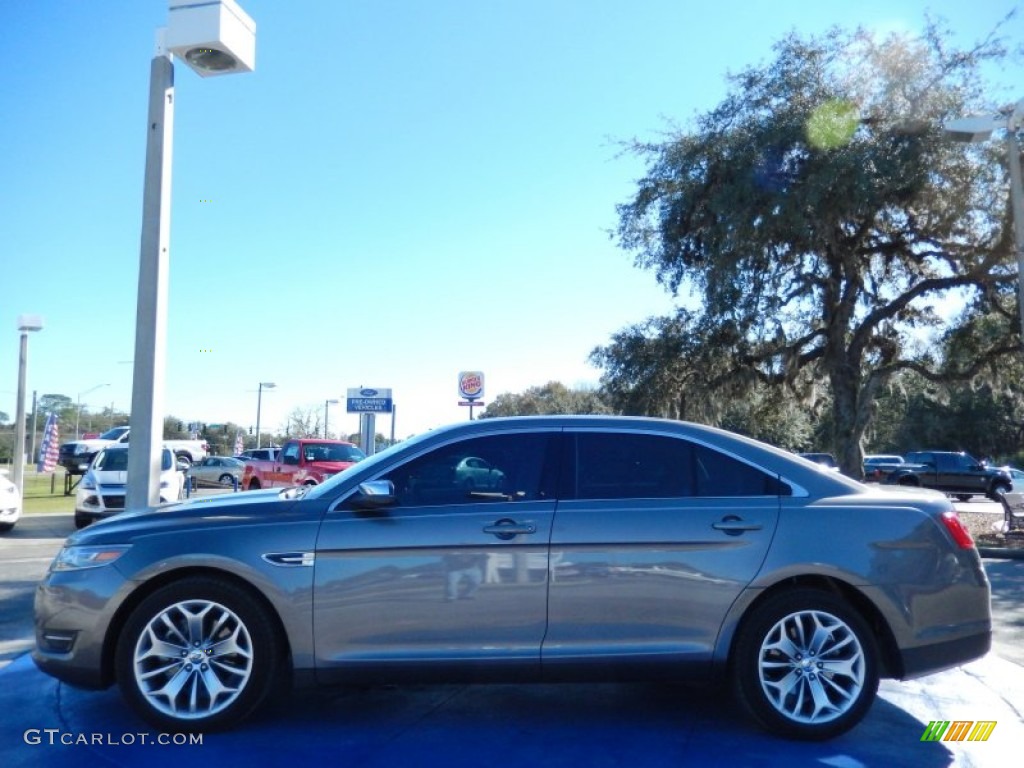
left=940, top=510, right=975, bottom=549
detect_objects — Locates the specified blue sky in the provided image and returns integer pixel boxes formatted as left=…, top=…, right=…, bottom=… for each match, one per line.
left=1, top=1, right=1020, bottom=441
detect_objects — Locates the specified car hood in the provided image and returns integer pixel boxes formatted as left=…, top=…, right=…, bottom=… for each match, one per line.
left=66, top=487, right=305, bottom=545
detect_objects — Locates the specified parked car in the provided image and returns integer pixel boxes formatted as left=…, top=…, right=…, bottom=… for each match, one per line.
left=60, top=426, right=209, bottom=475
left=235, top=447, right=279, bottom=462
left=35, top=416, right=991, bottom=740
left=242, top=439, right=365, bottom=490
left=74, top=445, right=186, bottom=529
left=862, top=454, right=904, bottom=481
left=883, top=450, right=1012, bottom=501
left=185, top=456, right=245, bottom=488
left=0, top=469, right=22, bottom=532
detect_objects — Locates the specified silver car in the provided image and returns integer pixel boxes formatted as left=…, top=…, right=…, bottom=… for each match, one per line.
left=185, top=456, right=246, bottom=488
left=34, top=416, right=991, bottom=739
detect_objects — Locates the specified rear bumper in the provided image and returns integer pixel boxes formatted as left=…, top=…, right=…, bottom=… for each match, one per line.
left=899, top=629, right=991, bottom=679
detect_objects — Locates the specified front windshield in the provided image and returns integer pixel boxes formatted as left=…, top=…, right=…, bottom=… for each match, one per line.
left=99, top=426, right=129, bottom=441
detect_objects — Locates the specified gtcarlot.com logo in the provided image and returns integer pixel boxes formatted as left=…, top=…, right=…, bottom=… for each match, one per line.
left=23, top=729, right=203, bottom=747
left=920, top=720, right=997, bottom=742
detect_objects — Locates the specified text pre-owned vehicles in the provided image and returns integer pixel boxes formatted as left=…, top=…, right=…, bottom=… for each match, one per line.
left=35, top=417, right=990, bottom=740
left=242, top=438, right=365, bottom=490
left=59, top=425, right=209, bottom=474
left=74, top=445, right=186, bottom=529
left=0, top=469, right=22, bottom=532
left=883, top=450, right=1012, bottom=501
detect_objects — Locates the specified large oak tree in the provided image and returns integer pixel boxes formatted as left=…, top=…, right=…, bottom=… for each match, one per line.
left=598, top=20, right=1020, bottom=474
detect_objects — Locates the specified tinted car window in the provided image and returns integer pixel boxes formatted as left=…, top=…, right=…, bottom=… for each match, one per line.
left=380, top=433, right=555, bottom=507
left=567, top=432, right=784, bottom=499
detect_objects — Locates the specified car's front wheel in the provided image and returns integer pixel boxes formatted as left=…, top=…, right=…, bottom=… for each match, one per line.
left=989, top=482, right=1010, bottom=502
left=732, top=589, right=879, bottom=740
left=115, top=577, right=282, bottom=732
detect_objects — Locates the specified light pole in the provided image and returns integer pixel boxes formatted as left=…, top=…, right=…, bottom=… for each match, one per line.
left=76, top=383, right=110, bottom=439
left=126, top=1, right=256, bottom=511
left=12, top=315, right=43, bottom=494
left=945, top=98, right=1024, bottom=345
left=324, top=398, right=339, bottom=438
left=255, top=382, right=276, bottom=448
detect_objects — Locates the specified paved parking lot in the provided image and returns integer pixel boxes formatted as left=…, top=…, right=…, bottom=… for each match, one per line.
left=1, top=509, right=1021, bottom=767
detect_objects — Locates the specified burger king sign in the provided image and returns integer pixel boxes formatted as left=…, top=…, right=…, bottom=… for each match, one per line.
left=458, top=371, right=485, bottom=402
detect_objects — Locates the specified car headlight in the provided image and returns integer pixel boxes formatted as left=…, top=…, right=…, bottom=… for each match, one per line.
left=52, top=545, right=131, bottom=571
left=80, top=473, right=97, bottom=491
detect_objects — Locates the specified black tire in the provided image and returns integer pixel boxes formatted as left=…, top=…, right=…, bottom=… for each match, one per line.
left=175, top=453, right=193, bottom=467
left=115, top=577, right=282, bottom=732
left=897, top=476, right=919, bottom=487
left=989, top=483, right=1010, bottom=502
left=0, top=522, right=13, bottom=533
left=955, top=494, right=972, bottom=502
left=247, top=478, right=261, bottom=490
left=732, top=589, right=879, bottom=740
left=218, top=473, right=234, bottom=485
left=74, top=513, right=89, bottom=529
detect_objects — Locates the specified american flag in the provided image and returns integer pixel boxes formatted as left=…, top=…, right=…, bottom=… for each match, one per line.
left=234, top=430, right=245, bottom=456
left=37, top=412, right=59, bottom=472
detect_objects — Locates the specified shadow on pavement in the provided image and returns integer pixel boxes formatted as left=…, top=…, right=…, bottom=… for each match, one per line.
left=2, top=652, right=971, bottom=768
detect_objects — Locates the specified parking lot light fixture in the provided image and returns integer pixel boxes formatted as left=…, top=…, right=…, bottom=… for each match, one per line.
left=324, top=399, right=339, bottom=438
left=944, top=98, right=1024, bottom=347
left=12, top=315, right=43, bottom=495
left=75, top=383, right=110, bottom=439
left=256, top=382, right=276, bottom=449
left=127, top=2, right=255, bottom=512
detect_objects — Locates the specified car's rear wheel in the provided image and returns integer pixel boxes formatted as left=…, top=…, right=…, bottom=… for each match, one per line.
left=247, top=479, right=261, bottom=490
left=218, top=473, right=234, bottom=485
left=733, top=589, right=879, bottom=740
left=955, top=494, right=972, bottom=502
left=897, top=476, right=919, bottom=487
left=115, top=577, right=282, bottom=732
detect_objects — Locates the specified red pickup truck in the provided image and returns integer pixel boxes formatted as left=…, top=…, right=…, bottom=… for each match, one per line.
left=242, top=439, right=365, bottom=490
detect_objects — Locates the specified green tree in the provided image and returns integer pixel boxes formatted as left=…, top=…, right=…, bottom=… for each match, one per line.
left=480, top=382, right=611, bottom=418
left=607, top=20, right=1019, bottom=474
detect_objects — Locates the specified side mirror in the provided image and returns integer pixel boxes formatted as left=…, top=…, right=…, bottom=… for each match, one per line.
left=350, top=480, right=397, bottom=510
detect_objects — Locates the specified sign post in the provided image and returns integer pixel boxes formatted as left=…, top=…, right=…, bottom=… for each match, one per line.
left=347, top=387, right=393, bottom=456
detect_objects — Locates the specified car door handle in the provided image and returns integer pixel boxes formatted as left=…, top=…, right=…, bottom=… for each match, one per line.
left=712, top=515, right=763, bottom=536
left=483, top=518, right=536, bottom=540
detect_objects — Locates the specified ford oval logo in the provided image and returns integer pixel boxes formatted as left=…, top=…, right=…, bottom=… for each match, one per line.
left=360, top=388, right=378, bottom=397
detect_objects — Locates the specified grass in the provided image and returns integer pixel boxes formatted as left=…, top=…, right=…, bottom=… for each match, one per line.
left=19, top=469, right=76, bottom=515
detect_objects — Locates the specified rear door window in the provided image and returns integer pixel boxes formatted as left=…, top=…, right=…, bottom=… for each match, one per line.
left=564, top=432, right=785, bottom=499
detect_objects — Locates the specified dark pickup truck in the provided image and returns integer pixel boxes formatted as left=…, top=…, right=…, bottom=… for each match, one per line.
left=882, top=450, right=1012, bottom=501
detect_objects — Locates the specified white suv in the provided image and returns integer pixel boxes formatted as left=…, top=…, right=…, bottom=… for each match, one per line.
left=74, top=445, right=184, bottom=528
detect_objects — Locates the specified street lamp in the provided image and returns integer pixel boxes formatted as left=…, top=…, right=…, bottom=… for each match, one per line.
left=76, top=383, right=110, bottom=439
left=126, top=1, right=256, bottom=512
left=255, top=382, right=276, bottom=448
left=945, top=98, right=1024, bottom=346
left=12, top=315, right=43, bottom=495
left=324, top=398, right=339, bottom=438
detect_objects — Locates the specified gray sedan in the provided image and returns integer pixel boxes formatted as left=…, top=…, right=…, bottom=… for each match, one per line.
left=33, top=416, right=991, bottom=740
left=185, top=456, right=245, bottom=487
